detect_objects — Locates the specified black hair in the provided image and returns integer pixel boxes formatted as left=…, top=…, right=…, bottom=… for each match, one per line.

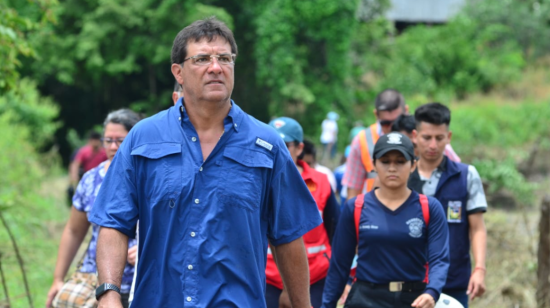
left=299, top=139, right=316, bottom=160
left=171, top=17, right=238, bottom=65
left=414, top=102, right=451, bottom=128
left=103, top=109, right=142, bottom=133
left=88, top=131, right=102, bottom=140
left=375, top=89, right=405, bottom=112
left=391, top=114, right=416, bottom=134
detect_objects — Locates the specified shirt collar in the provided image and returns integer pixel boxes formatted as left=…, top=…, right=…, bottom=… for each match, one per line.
left=174, top=97, right=243, bottom=132
left=436, top=155, right=448, bottom=172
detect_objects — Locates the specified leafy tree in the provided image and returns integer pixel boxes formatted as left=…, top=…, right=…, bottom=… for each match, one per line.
left=255, top=0, right=359, bottom=137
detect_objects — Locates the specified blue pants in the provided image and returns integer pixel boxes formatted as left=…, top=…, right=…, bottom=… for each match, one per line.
left=443, top=289, right=468, bottom=308
left=265, top=278, right=325, bottom=308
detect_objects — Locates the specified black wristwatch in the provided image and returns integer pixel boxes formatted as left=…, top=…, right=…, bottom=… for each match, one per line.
left=95, top=283, right=121, bottom=300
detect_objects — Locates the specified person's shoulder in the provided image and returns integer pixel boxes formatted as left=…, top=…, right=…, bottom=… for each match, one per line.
left=241, top=113, right=287, bottom=148
left=81, top=161, right=106, bottom=181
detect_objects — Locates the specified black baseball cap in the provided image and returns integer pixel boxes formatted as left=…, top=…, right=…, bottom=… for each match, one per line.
left=373, top=132, right=415, bottom=161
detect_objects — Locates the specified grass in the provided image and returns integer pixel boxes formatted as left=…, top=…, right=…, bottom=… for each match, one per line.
left=0, top=175, right=71, bottom=308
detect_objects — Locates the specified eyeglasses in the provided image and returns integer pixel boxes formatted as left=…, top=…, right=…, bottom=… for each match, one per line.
left=379, top=120, right=395, bottom=127
left=183, top=54, right=236, bottom=66
left=101, top=138, right=125, bottom=146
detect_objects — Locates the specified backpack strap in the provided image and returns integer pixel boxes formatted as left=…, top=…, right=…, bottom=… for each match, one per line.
left=354, top=194, right=365, bottom=240
left=419, top=194, right=430, bottom=226
left=419, top=194, right=430, bottom=283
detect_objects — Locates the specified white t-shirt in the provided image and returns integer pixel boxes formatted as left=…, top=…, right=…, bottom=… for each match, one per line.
left=314, top=163, right=337, bottom=192
left=320, top=119, right=338, bottom=144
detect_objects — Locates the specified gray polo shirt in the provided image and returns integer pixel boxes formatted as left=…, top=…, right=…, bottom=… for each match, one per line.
left=417, top=157, right=487, bottom=214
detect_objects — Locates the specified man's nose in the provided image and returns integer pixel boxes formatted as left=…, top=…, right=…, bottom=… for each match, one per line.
left=208, top=57, right=222, bottom=74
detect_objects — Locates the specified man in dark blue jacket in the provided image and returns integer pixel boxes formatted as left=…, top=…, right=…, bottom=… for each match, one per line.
left=409, top=103, right=487, bottom=308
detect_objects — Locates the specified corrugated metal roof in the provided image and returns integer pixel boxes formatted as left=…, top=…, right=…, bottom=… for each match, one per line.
left=385, top=0, right=466, bottom=23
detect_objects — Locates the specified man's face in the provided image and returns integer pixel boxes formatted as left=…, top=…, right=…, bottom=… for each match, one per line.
left=171, top=36, right=234, bottom=104
left=89, top=139, right=101, bottom=150
left=413, top=122, right=452, bottom=163
left=302, top=153, right=315, bottom=167
left=375, top=107, right=406, bottom=134
left=286, top=142, right=304, bottom=165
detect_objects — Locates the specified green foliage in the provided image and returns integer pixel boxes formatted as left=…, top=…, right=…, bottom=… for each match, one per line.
left=255, top=0, right=359, bottom=137
left=463, top=0, right=550, bottom=60
left=0, top=0, right=57, bottom=93
left=363, top=16, right=525, bottom=99
left=450, top=101, right=550, bottom=155
left=0, top=78, right=60, bottom=149
left=474, top=158, right=538, bottom=205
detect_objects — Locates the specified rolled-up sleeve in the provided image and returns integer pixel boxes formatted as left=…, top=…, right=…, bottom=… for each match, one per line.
left=267, top=149, right=322, bottom=246
left=89, top=139, right=139, bottom=238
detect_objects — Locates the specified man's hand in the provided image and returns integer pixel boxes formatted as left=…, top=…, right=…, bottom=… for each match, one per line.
left=127, top=246, right=137, bottom=266
left=45, top=279, right=64, bottom=308
left=97, top=291, right=123, bottom=308
left=279, top=288, right=291, bottom=308
left=411, top=293, right=435, bottom=308
left=467, top=269, right=486, bottom=300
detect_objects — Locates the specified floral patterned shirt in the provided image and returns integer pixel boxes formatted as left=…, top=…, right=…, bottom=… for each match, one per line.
left=73, top=160, right=137, bottom=293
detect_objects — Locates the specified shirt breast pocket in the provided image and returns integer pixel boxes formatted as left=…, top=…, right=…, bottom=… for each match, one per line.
left=131, top=142, right=182, bottom=202
left=219, top=147, right=273, bottom=212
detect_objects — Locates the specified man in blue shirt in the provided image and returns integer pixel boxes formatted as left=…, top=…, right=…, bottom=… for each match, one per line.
left=409, top=103, right=487, bottom=308
left=90, top=17, right=322, bottom=308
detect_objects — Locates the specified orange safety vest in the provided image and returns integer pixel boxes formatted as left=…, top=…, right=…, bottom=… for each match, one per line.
left=357, top=123, right=380, bottom=192
left=265, top=160, right=332, bottom=289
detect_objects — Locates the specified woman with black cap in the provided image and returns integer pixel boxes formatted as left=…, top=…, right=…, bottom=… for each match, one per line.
left=321, top=132, right=450, bottom=308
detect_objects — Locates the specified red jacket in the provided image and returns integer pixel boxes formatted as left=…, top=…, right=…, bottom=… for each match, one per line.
left=265, top=160, right=333, bottom=289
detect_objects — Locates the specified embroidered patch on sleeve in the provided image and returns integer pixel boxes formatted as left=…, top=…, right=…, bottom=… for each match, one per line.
left=256, top=138, right=273, bottom=151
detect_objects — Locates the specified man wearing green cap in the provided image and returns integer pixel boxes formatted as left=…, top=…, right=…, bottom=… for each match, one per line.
left=267, top=117, right=340, bottom=308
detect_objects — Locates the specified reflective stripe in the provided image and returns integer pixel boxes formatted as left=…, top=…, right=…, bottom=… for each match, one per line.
left=366, top=171, right=377, bottom=179
left=269, top=245, right=327, bottom=255
left=307, top=244, right=327, bottom=255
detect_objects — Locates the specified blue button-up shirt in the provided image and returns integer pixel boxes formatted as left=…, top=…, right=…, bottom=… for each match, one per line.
left=90, top=99, right=322, bottom=307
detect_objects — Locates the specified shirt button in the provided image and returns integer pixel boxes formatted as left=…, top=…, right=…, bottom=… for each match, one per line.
left=195, top=199, right=200, bottom=204
left=188, top=264, right=194, bottom=270
left=186, top=297, right=192, bottom=302
left=192, top=137, right=197, bottom=142
left=199, top=167, right=203, bottom=172
left=234, top=123, right=238, bottom=128
left=178, top=117, right=181, bottom=121
left=190, top=232, right=196, bottom=237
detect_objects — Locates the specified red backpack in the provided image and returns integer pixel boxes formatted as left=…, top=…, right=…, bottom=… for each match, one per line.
left=354, top=194, right=430, bottom=283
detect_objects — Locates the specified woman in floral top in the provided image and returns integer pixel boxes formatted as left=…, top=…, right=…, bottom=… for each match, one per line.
left=47, top=109, right=141, bottom=308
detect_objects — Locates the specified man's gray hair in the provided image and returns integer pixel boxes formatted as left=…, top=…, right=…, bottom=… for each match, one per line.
left=103, top=109, right=142, bottom=132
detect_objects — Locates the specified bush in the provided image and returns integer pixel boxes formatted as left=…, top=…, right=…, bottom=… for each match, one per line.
left=0, top=79, right=60, bottom=149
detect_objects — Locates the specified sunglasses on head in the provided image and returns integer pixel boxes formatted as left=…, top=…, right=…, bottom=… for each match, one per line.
left=379, top=120, right=394, bottom=127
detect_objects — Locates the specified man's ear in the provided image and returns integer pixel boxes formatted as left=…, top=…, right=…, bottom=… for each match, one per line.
left=412, top=129, right=418, bottom=143
left=373, top=109, right=378, bottom=119
left=410, top=159, right=417, bottom=173
left=447, top=130, right=453, bottom=143
left=171, top=63, right=184, bottom=85
left=297, top=142, right=305, bottom=158
left=404, top=104, right=410, bottom=115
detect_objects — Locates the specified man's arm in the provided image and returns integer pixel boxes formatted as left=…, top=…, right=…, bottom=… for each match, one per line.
left=272, top=237, right=311, bottom=308
left=69, top=160, right=81, bottom=186
left=96, top=227, right=129, bottom=307
left=467, top=213, right=487, bottom=300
